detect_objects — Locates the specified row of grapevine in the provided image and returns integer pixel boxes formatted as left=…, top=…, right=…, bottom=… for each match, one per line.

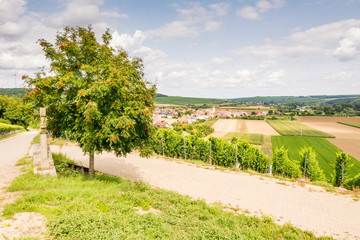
left=0, top=123, right=23, bottom=134
left=153, top=128, right=269, bottom=173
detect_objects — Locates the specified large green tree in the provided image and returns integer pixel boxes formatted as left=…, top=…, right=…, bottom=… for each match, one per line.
left=24, top=26, right=156, bottom=178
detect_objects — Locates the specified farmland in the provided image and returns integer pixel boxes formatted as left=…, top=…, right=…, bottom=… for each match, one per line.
left=223, top=132, right=264, bottom=145
left=271, top=136, right=360, bottom=179
left=339, top=122, right=360, bottom=129
left=267, top=120, right=334, bottom=138
left=301, top=122, right=360, bottom=139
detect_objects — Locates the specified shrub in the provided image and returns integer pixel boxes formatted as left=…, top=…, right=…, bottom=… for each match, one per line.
left=344, top=173, right=360, bottom=190
left=272, top=146, right=300, bottom=178
left=0, top=123, right=23, bottom=133
left=334, top=152, right=352, bottom=187
left=299, top=147, right=326, bottom=181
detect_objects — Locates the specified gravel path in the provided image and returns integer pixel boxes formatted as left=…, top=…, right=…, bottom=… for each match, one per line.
left=52, top=145, right=360, bottom=239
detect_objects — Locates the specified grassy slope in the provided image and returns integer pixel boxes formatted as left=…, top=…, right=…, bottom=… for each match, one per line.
left=267, top=120, right=334, bottom=138
left=271, top=136, right=360, bottom=180
left=155, top=96, right=226, bottom=105
left=4, top=153, right=322, bottom=239
left=223, top=132, right=264, bottom=145
left=339, top=122, right=360, bottom=129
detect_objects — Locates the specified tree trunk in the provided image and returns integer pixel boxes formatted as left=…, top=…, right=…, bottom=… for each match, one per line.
left=89, top=153, right=95, bottom=179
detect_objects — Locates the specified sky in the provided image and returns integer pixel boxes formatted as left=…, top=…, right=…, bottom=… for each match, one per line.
left=0, top=0, right=360, bottom=98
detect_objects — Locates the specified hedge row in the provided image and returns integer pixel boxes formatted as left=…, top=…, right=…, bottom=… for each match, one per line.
left=0, top=123, right=23, bottom=134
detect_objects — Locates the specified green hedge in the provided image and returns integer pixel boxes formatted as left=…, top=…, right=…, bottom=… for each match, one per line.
left=0, top=123, right=23, bottom=134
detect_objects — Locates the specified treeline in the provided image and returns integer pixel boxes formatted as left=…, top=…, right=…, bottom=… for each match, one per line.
left=0, top=95, right=33, bottom=129
left=152, top=128, right=360, bottom=190
left=0, top=88, right=32, bottom=98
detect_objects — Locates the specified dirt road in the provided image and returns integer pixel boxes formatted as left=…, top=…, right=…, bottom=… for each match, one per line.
left=51, top=145, right=360, bottom=239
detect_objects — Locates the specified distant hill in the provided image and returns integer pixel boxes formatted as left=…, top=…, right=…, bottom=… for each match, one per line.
left=0, top=88, right=32, bottom=98
left=231, top=95, right=360, bottom=105
left=155, top=96, right=227, bottom=105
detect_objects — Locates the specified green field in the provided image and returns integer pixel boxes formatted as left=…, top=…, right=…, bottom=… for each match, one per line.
left=200, top=118, right=217, bottom=127
left=339, top=122, right=360, bottom=129
left=224, top=132, right=264, bottom=145
left=155, top=96, right=227, bottom=105
left=267, top=120, right=334, bottom=138
left=272, top=136, right=360, bottom=180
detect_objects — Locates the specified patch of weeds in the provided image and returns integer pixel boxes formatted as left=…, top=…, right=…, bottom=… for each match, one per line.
left=15, top=156, right=32, bottom=166
left=31, top=133, right=40, bottom=145
left=276, top=182, right=289, bottom=186
left=52, top=153, right=80, bottom=177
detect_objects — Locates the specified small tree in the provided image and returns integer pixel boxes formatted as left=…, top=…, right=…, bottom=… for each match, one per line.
left=299, top=147, right=326, bottom=182
left=24, top=26, right=156, bottom=179
left=272, top=146, right=300, bottom=178
left=334, top=151, right=352, bottom=187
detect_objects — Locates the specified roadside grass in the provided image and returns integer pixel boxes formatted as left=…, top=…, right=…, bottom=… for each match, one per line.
left=267, top=120, right=334, bottom=138
left=339, top=122, right=360, bottom=129
left=223, top=132, right=264, bottom=145
left=3, top=154, right=327, bottom=240
left=271, top=136, right=360, bottom=180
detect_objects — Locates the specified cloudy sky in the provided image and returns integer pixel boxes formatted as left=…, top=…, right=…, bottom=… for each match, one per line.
left=1, top=0, right=360, bottom=98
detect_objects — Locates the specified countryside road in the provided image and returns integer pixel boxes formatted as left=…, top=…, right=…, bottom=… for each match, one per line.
left=0, top=130, right=38, bottom=188
left=52, top=145, right=360, bottom=239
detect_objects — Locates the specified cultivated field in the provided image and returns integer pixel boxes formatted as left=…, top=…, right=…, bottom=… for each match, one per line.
left=298, top=116, right=360, bottom=122
left=267, top=120, right=334, bottom=138
left=272, top=136, right=360, bottom=179
left=339, top=122, right=360, bottom=129
left=210, top=119, right=238, bottom=138
left=223, top=132, right=264, bottom=145
left=301, top=122, right=360, bottom=139
left=245, top=120, right=280, bottom=135
left=327, top=139, right=360, bottom=161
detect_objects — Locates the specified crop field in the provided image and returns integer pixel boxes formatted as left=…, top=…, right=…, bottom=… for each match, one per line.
left=272, top=136, right=360, bottom=179
left=223, top=132, right=264, bottom=145
left=339, top=122, right=360, bottom=129
left=298, top=116, right=360, bottom=122
left=245, top=120, right=280, bottom=135
left=301, top=122, right=360, bottom=139
left=267, top=120, right=334, bottom=138
left=210, top=119, right=238, bottom=138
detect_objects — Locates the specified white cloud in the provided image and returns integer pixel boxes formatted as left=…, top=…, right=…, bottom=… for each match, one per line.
left=237, top=0, right=285, bottom=20
left=0, top=0, right=26, bottom=23
left=146, top=2, right=228, bottom=40
left=332, top=27, right=360, bottom=61
left=211, top=57, right=231, bottom=64
left=325, top=71, right=353, bottom=81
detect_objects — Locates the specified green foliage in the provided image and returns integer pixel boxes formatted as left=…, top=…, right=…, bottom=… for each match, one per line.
left=0, top=95, right=32, bottom=129
left=0, top=88, right=33, bottom=98
left=0, top=122, right=23, bottom=133
left=52, top=153, right=80, bottom=177
left=199, top=118, right=217, bottom=127
left=272, top=146, right=300, bottom=178
left=4, top=158, right=320, bottom=239
left=172, top=122, right=214, bottom=138
left=338, top=122, right=360, bottom=129
left=267, top=120, right=334, bottom=138
left=0, top=118, right=11, bottom=124
left=271, top=136, right=360, bottom=180
left=299, top=147, right=326, bottom=182
left=223, top=132, right=264, bottom=145
left=344, top=173, right=360, bottom=190
left=333, top=152, right=352, bottom=187
left=23, top=26, right=156, bottom=164
left=155, top=96, right=226, bottom=105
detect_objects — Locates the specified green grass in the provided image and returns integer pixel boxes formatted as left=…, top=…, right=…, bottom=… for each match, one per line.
left=267, top=120, right=334, bottom=138
left=223, top=132, right=264, bottom=145
left=3, top=154, right=327, bottom=239
left=155, top=96, right=226, bottom=105
left=339, top=122, right=360, bottom=129
left=271, top=136, right=360, bottom=180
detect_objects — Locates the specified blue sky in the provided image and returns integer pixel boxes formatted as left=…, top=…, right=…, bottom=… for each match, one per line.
left=0, top=0, right=360, bottom=98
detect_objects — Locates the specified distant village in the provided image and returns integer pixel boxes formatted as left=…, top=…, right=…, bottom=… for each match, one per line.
left=153, top=106, right=269, bottom=127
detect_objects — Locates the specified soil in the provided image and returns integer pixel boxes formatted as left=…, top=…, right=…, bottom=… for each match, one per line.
left=245, top=120, right=280, bottom=135
left=299, top=116, right=360, bottom=122
left=302, top=122, right=360, bottom=139
left=210, top=119, right=238, bottom=138
left=327, top=139, right=360, bottom=160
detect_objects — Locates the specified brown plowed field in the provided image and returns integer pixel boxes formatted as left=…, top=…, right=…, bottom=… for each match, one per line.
left=245, top=120, right=280, bottom=135
left=210, top=119, right=238, bottom=138
left=327, top=139, right=360, bottom=160
left=301, top=122, right=360, bottom=139
left=298, top=116, right=360, bottom=122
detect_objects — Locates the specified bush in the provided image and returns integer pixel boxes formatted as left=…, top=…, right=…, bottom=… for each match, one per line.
left=344, top=173, right=360, bottom=190
left=0, top=118, right=11, bottom=124
left=299, top=147, right=326, bottom=181
left=272, top=146, right=300, bottom=178
left=334, top=152, right=352, bottom=187
left=52, top=153, right=80, bottom=177
left=0, top=123, right=23, bottom=133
